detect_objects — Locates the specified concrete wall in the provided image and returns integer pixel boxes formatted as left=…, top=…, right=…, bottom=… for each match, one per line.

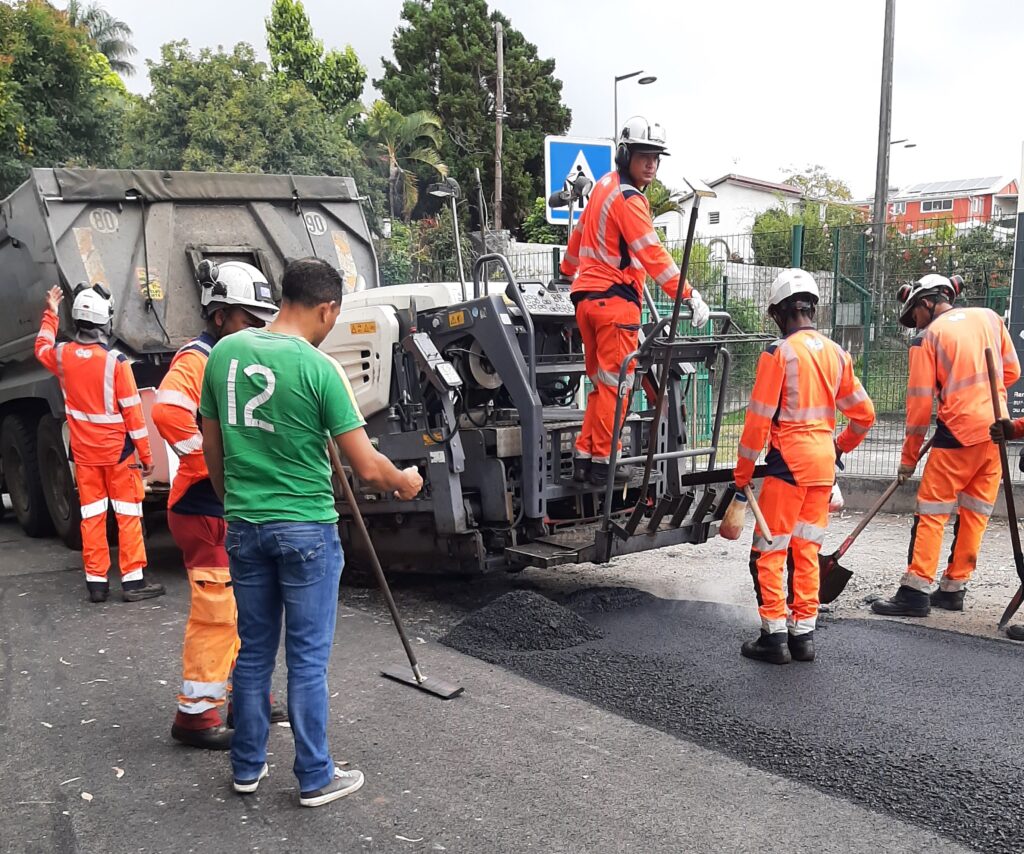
left=837, top=474, right=1024, bottom=521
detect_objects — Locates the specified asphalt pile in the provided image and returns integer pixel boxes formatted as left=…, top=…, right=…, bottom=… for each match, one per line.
left=444, top=587, right=1024, bottom=854
left=441, top=589, right=603, bottom=655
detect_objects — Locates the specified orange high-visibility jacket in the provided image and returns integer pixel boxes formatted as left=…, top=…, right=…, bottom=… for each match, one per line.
left=151, top=333, right=222, bottom=515
left=903, top=307, right=1020, bottom=466
left=560, top=171, right=692, bottom=304
left=35, top=309, right=152, bottom=467
left=734, top=328, right=875, bottom=489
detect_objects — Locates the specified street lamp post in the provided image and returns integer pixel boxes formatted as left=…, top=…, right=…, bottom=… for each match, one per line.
left=613, top=70, right=657, bottom=138
left=871, top=0, right=896, bottom=297
left=428, top=177, right=466, bottom=300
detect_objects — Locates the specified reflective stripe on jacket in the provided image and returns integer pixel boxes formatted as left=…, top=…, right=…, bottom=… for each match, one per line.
left=35, top=309, right=152, bottom=467
left=152, top=333, right=221, bottom=515
left=734, top=328, right=876, bottom=488
left=560, top=170, right=691, bottom=304
left=903, top=307, right=1020, bottom=466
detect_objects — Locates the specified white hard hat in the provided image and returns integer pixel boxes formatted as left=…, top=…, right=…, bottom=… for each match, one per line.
left=618, top=116, right=670, bottom=156
left=72, top=284, right=114, bottom=326
left=897, top=273, right=961, bottom=328
left=768, top=268, right=820, bottom=308
left=197, top=260, right=279, bottom=323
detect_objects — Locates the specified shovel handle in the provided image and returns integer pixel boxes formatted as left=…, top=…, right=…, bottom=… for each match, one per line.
left=743, top=485, right=773, bottom=545
left=985, top=348, right=1024, bottom=595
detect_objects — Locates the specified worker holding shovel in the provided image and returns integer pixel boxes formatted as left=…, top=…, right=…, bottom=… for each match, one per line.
left=729, top=269, right=875, bottom=664
left=873, top=275, right=1020, bottom=618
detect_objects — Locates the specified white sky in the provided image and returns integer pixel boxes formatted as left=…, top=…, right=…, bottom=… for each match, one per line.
left=73, top=0, right=1024, bottom=197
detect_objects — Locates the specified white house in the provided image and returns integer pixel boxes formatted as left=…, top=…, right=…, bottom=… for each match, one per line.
left=655, top=174, right=803, bottom=251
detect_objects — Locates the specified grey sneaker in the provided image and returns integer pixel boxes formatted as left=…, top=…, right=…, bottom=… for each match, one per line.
left=232, top=762, right=268, bottom=794
left=299, top=766, right=364, bottom=807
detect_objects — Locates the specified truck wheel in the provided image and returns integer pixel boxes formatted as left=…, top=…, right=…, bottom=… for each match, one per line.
left=37, top=415, right=82, bottom=550
left=1, top=414, right=54, bottom=537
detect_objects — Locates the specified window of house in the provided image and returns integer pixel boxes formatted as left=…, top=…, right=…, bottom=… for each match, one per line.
left=969, top=196, right=983, bottom=215
left=708, top=211, right=720, bottom=225
left=892, top=201, right=907, bottom=215
left=921, top=198, right=953, bottom=212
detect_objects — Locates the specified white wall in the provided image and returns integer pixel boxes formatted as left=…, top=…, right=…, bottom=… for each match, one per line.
left=656, top=183, right=801, bottom=249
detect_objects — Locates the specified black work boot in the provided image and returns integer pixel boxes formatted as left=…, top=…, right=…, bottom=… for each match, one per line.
left=1006, top=625, right=1024, bottom=642
left=788, top=631, right=815, bottom=662
left=589, top=462, right=635, bottom=487
left=741, top=630, right=792, bottom=665
left=929, top=588, right=965, bottom=611
left=122, top=576, right=166, bottom=602
left=86, top=581, right=109, bottom=603
left=171, top=723, right=232, bottom=751
left=871, top=585, right=930, bottom=617
left=572, top=458, right=592, bottom=483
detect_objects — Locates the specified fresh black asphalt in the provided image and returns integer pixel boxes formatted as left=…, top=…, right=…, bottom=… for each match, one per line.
left=442, top=587, right=1024, bottom=854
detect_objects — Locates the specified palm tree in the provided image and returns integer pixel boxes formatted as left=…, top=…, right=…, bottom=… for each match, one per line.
left=64, top=1, right=137, bottom=77
left=645, top=178, right=683, bottom=219
left=364, top=101, right=447, bottom=220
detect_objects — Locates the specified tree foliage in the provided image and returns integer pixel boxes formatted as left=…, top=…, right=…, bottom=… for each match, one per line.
left=377, top=0, right=571, bottom=234
left=265, top=0, right=365, bottom=113
left=122, top=41, right=367, bottom=185
left=520, top=197, right=565, bottom=245
left=364, top=99, right=446, bottom=220
left=645, top=178, right=682, bottom=219
left=752, top=201, right=865, bottom=269
left=64, top=0, right=137, bottom=76
left=782, top=164, right=853, bottom=201
left=0, top=0, right=127, bottom=196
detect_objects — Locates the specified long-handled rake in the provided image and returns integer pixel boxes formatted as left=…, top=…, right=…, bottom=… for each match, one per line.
left=328, top=442, right=464, bottom=700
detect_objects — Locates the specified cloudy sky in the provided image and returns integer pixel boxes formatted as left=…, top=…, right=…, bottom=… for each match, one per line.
left=76, top=0, right=1023, bottom=197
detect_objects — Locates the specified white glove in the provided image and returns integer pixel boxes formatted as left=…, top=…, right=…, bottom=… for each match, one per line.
left=687, top=289, right=710, bottom=328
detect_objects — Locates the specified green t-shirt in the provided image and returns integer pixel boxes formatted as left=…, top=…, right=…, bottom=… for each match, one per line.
left=199, top=329, right=365, bottom=524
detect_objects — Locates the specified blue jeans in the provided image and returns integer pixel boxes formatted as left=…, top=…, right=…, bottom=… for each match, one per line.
left=225, top=521, right=343, bottom=792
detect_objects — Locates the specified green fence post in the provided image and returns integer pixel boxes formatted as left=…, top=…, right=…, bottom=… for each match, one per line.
left=831, top=229, right=841, bottom=339
left=552, top=246, right=561, bottom=280
left=791, top=224, right=804, bottom=268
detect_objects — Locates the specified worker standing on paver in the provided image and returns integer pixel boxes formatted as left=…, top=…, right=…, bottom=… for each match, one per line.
left=733, top=269, right=875, bottom=664
left=35, top=285, right=165, bottom=603
left=152, top=261, right=285, bottom=751
left=873, top=274, right=1020, bottom=617
left=201, top=257, right=423, bottom=807
left=560, top=116, right=711, bottom=488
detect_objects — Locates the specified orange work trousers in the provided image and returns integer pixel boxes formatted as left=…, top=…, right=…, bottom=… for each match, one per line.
left=77, top=458, right=146, bottom=583
left=903, top=443, right=1000, bottom=592
left=748, top=476, right=831, bottom=635
left=167, top=511, right=239, bottom=728
left=575, top=296, right=641, bottom=464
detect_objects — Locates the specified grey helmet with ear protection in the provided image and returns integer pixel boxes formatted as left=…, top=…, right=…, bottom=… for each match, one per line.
left=615, top=116, right=670, bottom=171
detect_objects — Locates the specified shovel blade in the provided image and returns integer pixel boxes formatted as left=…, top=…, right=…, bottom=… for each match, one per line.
left=997, top=584, right=1024, bottom=630
left=819, top=553, right=854, bottom=604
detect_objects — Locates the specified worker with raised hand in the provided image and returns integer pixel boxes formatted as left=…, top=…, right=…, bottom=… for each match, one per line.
left=201, top=258, right=423, bottom=807
left=560, top=116, right=711, bottom=488
left=35, top=284, right=165, bottom=604
left=733, top=269, right=875, bottom=664
left=873, top=274, right=1020, bottom=618
left=989, top=410, right=1024, bottom=641
left=153, top=260, right=286, bottom=751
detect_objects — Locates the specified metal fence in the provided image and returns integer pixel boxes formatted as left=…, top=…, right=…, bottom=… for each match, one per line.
left=655, top=215, right=1016, bottom=479
left=496, top=213, right=1016, bottom=480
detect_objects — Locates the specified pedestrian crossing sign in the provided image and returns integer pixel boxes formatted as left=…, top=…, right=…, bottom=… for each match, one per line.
left=544, top=135, right=614, bottom=226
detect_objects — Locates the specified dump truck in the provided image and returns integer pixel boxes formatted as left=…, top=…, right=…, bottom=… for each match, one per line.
left=0, top=168, right=378, bottom=547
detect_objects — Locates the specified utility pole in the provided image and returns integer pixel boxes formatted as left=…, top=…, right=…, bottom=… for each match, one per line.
left=494, top=21, right=504, bottom=233
left=871, top=0, right=896, bottom=298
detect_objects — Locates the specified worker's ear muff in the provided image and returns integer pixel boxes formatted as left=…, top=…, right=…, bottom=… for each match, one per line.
left=197, top=259, right=227, bottom=297
left=614, top=143, right=630, bottom=172
left=897, top=283, right=913, bottom=303
left=949, top=274, right=964, bottom=297
left=73, top=282, right=88, bottom=296
left=92, top=284, right=111, bottom=300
